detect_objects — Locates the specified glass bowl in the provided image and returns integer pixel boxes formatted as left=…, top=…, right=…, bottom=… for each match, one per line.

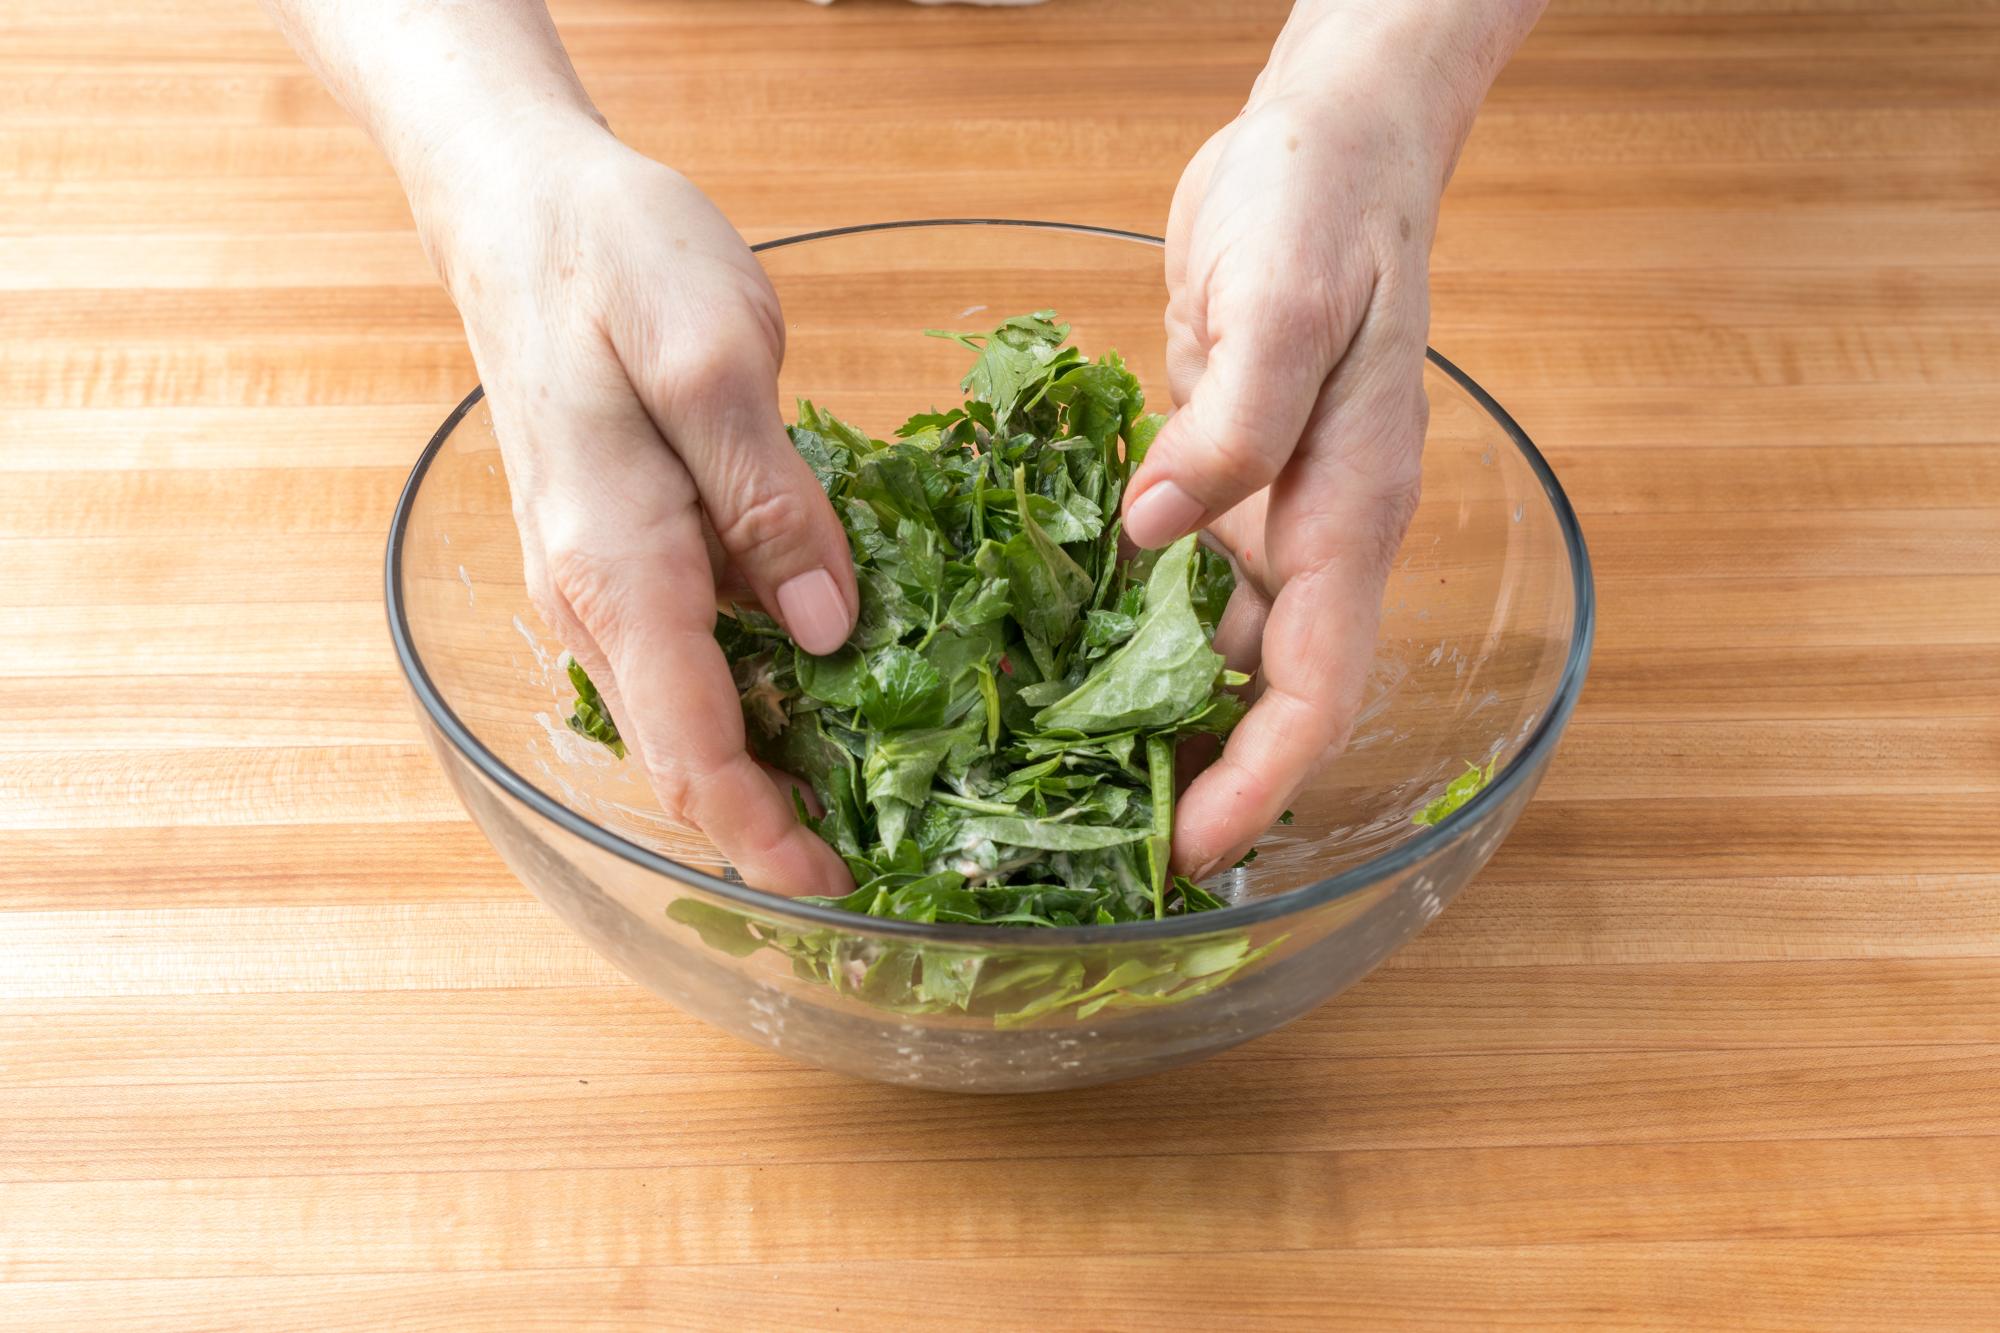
left=387, top=220, right=1593, bottom=1093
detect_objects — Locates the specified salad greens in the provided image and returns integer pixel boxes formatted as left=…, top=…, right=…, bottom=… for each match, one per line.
left=551, top=313, right=1512, bottom=1024
left=665, top=895, right=1280, bottom=1028
left=567, top=310, right=1249, bottom=927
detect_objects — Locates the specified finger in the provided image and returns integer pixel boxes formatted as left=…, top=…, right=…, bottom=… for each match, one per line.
left=1204, top=490, right=1274, bottom=592
left=1172, top=564, right=1379, bottom=878
left=695, top=511, right=754, bottom=606
left=1172, top=332, right=1425, bottom=876
left=535, top=413, right=851, bottom=898
left=1212, top=580, right=1271, bottom=677
left=623, top=319, right=858, bottom=656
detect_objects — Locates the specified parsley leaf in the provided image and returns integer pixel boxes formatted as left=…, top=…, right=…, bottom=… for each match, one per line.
left=861, top=644, right=948, bottom=731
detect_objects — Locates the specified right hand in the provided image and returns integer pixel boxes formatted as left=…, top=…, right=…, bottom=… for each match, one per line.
left=416, top=117, right=856, bottom=896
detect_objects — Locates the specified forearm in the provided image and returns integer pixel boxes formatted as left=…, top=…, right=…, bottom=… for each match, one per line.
left=261, top=1, right=606, bottom=240
left=1257, top=0, right=1544, bottom=164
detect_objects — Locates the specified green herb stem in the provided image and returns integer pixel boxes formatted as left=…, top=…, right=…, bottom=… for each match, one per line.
left=1146, top=733, right=1174, bottom=921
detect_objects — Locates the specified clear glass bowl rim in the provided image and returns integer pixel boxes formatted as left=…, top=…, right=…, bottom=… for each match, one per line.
left=384, top=218, right=1597, bottom=947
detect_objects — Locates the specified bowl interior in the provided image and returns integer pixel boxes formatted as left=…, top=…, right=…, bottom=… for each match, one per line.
left=394, top=221, right=1582, bottom=912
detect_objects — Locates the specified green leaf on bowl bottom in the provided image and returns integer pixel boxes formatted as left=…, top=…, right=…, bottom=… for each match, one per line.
left=665, top=898, right=769, bottom=958
left=1412, top=756, right=1501, bottom=827
left=665, top=895, right=1285, bottom=1029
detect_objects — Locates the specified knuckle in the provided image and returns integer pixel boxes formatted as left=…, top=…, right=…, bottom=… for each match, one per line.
left=1319, top=375, right=1426, bottom=494
left=1269, top=471, right=1419, bottom=588
left=656, top=324, right=774, bottom=418
left=647, top=761, right=696, bottom=824
left=741, top=277, right=786, bottom=365
left=1349, top=429, right=1424, bottom=496
left=663, top=334, right=744, bottom=392
left=1274, top=678, right=1354, bottom=751
left=523, top=557, right=568, bottom=632
left=1364, top=477, right=1421, bottom=571
left=1371, top=389, right=1431, bottom=486
left=712, top=485, right=812, bottom=563
left=1313, top=725, right=1355, bottom=773
left=1267, top=284, right=1339, bottom=345
left=1219, top=277, right=1331, bottom=353
left=520, top=545, right=595, bottom=649
left=543, top=539, right=639, bottom=639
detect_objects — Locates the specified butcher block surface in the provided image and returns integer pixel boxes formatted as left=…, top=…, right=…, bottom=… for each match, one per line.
left=3, top=0, right=1999, bottom=1326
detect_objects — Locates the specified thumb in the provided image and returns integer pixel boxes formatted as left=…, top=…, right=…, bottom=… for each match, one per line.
left=631, top=326, right=859, bottom=656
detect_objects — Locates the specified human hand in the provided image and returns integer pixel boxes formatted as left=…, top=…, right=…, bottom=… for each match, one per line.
left=419, top=118, right=858, bottom=896
left=1123, top=1, right=1540, bottom=877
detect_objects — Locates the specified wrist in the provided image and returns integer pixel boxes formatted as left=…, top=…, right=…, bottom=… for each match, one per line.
left=1250, top=0, right=1542, bottom=162
left=397, top=96, right=608, bottom=216
left=401, top=104, right=617, bottom=291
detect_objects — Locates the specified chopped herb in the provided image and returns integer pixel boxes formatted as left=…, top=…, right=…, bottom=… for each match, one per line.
left=564, top=314, right=1293, bottom=1021
left=565, top=311, right=1250, bottom=927
left=562, top=655, right=624, bottom=759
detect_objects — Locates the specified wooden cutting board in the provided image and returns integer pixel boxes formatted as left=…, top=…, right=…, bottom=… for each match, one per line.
left=3, top=0, right=1997, bottom=1326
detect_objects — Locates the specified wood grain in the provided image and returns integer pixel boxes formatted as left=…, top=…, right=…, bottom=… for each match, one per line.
left=3, top=0, right=1998, bottom=1327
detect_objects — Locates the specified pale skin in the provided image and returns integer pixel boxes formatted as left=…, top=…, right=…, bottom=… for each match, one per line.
left=265, top=0, right=1545, bottom=896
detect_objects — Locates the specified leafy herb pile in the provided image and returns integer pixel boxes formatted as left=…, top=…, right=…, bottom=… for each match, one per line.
left=568, top=311, right=1249, bottom=927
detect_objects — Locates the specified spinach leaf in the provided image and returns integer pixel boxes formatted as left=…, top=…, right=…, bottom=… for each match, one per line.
left=1191, top=543, right=1236, bottom=635
left=1080, top=608, right=1137, bottom=654
left=796, top=645, right=867, bottom=709
left=942, top=573, right=1012, bottom=633
left=796, top=400, right=877, bottom=456
left=1031, top=534, right=1224, bottom=734
left=865, top=716, right=983, bottom=810
left=954, top=815, right=1150, bottom=853
left=1001, top=464, right=1092, bottom=664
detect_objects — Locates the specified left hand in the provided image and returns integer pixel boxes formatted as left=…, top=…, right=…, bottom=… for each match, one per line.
left=1123, top=10, right=1497, bottom=878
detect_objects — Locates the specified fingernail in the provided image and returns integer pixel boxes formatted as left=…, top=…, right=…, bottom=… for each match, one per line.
left=776, top=568, right=851, bottom=656
left=1125, top=481, right=1205, bottom=549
